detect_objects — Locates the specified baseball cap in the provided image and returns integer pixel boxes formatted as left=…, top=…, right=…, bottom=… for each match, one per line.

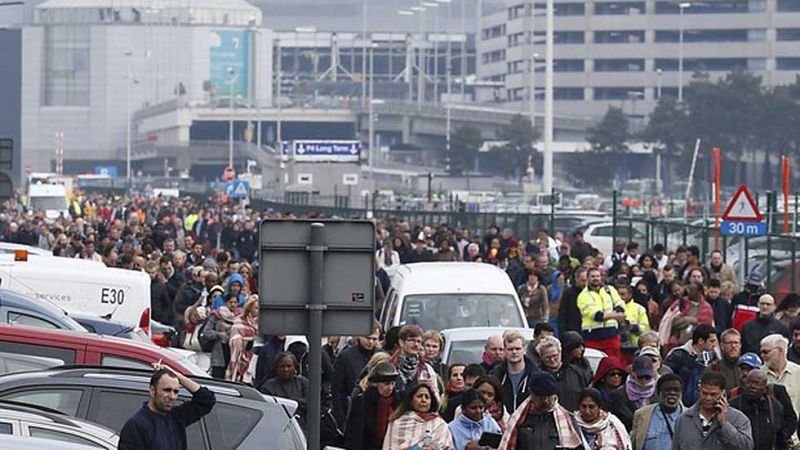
left=638, top=346, right=661, bottom=359
left=737, top=352, right=763, bottom=369
left=631, top=355, right=655, bottom=378
left=747, top=271, right=764, bottom=286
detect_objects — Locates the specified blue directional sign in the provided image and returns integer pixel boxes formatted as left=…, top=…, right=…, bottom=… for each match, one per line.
left=721, top=220, right=767, bottom=237
left=225, top=179, right=250, bottom=199
left=282, top=140, right=362, bottom=162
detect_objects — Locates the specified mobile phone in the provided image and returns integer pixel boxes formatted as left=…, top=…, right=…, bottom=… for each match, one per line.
left=478, top=432, right=502, bottom=448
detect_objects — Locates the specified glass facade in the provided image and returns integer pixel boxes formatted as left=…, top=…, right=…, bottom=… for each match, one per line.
left=43, top=25, right=90, bottom=107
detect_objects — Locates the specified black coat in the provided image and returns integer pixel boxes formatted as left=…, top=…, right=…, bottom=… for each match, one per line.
left=741, top=316, right=790, bottom=355
left=332, top=344, right=376, bottom=426
left=491, top=357, right=541, bottom=414
left=557, top=285, right=583, bottom=334
left=730, top=391, right=795, bottom=450
left=150, top=280, right=175, bottom=326
left=118, top=387, right=216, bottom=450
left=343, top=386, right=400, bottom=450
left=546, top=363, right=590, bottom=412
left=609, top=386, right=657, bottom=431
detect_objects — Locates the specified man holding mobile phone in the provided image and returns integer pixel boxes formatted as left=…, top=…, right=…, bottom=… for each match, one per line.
left=670, top=372, right=753, bottom=450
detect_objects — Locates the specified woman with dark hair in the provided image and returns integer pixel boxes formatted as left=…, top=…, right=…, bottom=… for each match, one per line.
left=447, top=389, right=501, bottom=450
left=258, top=352, right=309, bottom=427
left=383, top=383, right=454, bottom=450
left=776, top=292, right=800, bottom=328
left=344, top=362, right=401, bottom=450
left=440, top=363, right=467, bottom=422
left=471, top=375, right=509, bottom=432
left=573, top=387, right=631, bottom=450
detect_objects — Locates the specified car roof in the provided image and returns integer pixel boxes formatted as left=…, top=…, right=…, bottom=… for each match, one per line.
left=0, top=325, right=192, bottom=373
left=0, top=289, right=85, bottom=331
left=440, top=327, right=535, bottom=341
left=0, top=434, right=104, bottom=450
left=393, top=263, right=517, bottom=296
left=0, top=366, right=269, bottom=403
left=0, top=400, right=117, bottom=441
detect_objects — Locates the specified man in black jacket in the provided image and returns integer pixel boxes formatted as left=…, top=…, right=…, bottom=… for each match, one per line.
left=119, top=363, right=216, bottom=450
left=557, top=267, right=587, bottom=334
left=331, top=327, right=380, bottom=426
left=741, top=294, right=790, bottom=354
left=490, top=330, right=541, bottom=413
left=730, top=370, right=796, bottom=450
left=535, top=335, right=589, bottom=411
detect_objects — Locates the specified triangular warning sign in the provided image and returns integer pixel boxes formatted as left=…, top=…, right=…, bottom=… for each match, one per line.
left=234, top=182, right=248, bottom=195
left=722, top=184, right=763, bottom=221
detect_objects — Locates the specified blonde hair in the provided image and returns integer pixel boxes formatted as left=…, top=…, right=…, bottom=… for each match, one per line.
left=422, top=330, right=443, bottom=348
left=503, top=330, right=525, bottom=347
left=359, top=352, right=391, bottom=391
left=536, top=335, right=561, bottom=356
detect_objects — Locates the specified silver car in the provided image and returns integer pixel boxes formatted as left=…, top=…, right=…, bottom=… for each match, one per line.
left=0, top=401, right=118, bottom=449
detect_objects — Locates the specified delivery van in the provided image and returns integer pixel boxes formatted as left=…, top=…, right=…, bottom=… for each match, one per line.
left=0, top=254, right=151, bottom=333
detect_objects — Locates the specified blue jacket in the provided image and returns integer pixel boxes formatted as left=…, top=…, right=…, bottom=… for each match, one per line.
left=211, top=273, right=246, bottom=310
left=447, top=412, right=501, bottom=450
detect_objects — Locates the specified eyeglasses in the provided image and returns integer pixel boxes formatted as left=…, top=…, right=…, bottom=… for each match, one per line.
left=607, top=371, right=624, bottom=377
left=760, top=348, right=776, bottom=356
left=722, top=341, right=741, bottom=346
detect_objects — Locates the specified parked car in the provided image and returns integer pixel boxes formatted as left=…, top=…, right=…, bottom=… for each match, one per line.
left=0, top=352, right=64, bottom=375
left=381, top=263, right=528, bottom=332
left=0, top=366, right=307, bottom=450
left=0, top=325, right=207, bottom=376
left=0, top=400, right=118, bottom=448
left=580, top=221, right=647, bottom=256
left=0, top=434, right=105, bottom=450
left=440, top=327, right=606, bottom=373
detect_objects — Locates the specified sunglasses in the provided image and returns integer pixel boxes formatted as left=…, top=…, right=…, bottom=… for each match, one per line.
left=607, top=371, right=624, bottom=377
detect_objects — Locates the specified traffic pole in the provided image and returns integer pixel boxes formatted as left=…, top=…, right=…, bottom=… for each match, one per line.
left=783, top=156, right=790, bottom=234
left=713, top=147, right=721, bottom=250
left=307, top=223, right=326, bottom=450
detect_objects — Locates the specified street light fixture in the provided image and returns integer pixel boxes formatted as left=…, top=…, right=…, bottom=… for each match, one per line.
left=124, top=49, right=133, bottom=182
left=678, top=2, right=691, bottom=102
left=226, top=67, right=237, bottom=169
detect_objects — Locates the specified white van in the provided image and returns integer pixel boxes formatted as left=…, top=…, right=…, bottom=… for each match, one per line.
left=0, top=254, right=151, bottom=332
left=27, top=182, right=70, bottom=220
left=380, top=262, right=528, bottom=331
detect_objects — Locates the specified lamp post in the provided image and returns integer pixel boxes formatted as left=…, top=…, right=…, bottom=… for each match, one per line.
left=441, top=0, right=452, bottom=173
left=361, top=0, right=368, bottom=107
left=227, top=67, right=237, bottom=169
left=411, top=5, right=427, bottom=108
left=460, top=0, right=466, bottom=103
left=543, top=0, right=554, bottom=193
left=678, top=2, right=691, bottom=102
left=124, top=49, right=133, bottom=182
left=657, top=68, right=663, bottom=99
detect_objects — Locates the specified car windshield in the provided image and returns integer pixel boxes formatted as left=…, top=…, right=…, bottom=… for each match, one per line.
left=30, top=196, right=67, bottom=211
left=446, top=340, right=485, bottom=366
left=400, top=294, right=524, bottom=330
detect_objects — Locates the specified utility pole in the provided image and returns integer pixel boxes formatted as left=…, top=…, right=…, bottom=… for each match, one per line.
left=543, top=0, right=554, bottom=192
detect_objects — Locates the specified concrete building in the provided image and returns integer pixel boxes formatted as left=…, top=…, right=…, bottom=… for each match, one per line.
left=477, top=0, right=800, bottom=118
left=19, top=0, right=272, bottom=178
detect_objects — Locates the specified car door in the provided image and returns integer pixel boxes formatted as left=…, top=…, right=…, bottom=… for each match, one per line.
left=85, top=388, right=208, bottom=450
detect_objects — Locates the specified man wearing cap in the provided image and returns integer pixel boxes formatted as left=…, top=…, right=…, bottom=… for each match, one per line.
left=729, top=352, right=764, bottom=399
left=631, top=373, right=684, bottom=450
left=741, top=294, right=790, bottom=354
left=610, top=355, right=659, bottom=431
left=639, top=345, right=672, bottom=377
left=730, top=370, right=796, bottom=450
left=731, top=271, right=767, bottom=331
left=343, top=362, right=401, bottom=450
left=404, top=233, right=433, bottom=263
left=498, top=372, right=583, bottom=450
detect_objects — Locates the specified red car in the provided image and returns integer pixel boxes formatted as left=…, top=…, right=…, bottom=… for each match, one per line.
left=0, top=325, right=207, bottom=376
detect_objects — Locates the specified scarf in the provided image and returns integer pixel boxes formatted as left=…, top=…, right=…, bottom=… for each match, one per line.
left=482, top=352, right=495, bottom=367
left=375, top=395, right=394, bottom=447
left=573, top=410, right=612, bottom=436
left=498, top=396, right=582, bottom=450
left=396, top=352, right=422, bottom=386
left=573, top=410, right=628, bottom=450
left=416, top=411, right=440, bottom=421
left=625, top=377, right=656, bottom=409
left=225, top=313, right=258, bottom=383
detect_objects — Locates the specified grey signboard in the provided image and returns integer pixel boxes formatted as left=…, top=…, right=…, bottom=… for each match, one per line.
left=258, top=219, right=375, bottom=335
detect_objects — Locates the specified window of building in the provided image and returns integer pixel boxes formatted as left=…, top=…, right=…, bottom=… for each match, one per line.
left=554, top=87, right=585, bottom=100
left=481, top=24, right=506, bottom=40
left=655, top=29, right=755, bottom=43
left=481, top=50, right=506, bottom=64
left=555, top=31, right=585, bottom=44
left=508, top=32, right=526, bottom=47
left=655, top=1, right=748, bottom=14
left=594, top=30, right=645, bottom=44
left=507, top=87, right=524, bottom=101
left=43, top=25, right=90, bottom=106
left=507, top=60, right=525, bottom=74
left=554, top=59, right=584, bottom=72
left=593, top=87, right=645, bottom=100
left=508, top=3, right=526, bottom=20
left=534, top=2, right=586, bottom=16
left=748, top=58, right=766, bottom=71
left=778, top=0, right=800, bottom=12
left=777, top=28, right=800, bottom=41
left=594, top=59, right=645, bottom=72
left=594, top=2, right=646, bottom=15
left=777, top=58, right=800, bottom=70
left=654, top=58, right=748, bottom=71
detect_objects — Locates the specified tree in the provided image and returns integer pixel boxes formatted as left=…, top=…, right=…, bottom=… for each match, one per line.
left=572, top=106, right=630, bottom=188
left=640, top=96, right=689, bottom=186
left=495, top=114, right=540, bottom=180
left=448, top=124, right=483, bottom=175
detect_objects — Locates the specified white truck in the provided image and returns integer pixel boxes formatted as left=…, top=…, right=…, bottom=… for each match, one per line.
left=0, top=254, right=152, bottom=332
left=27, top=182, right=70, bottom=220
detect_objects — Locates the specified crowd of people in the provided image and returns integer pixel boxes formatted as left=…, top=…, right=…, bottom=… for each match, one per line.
left=5, top=192, right=800, bottom=450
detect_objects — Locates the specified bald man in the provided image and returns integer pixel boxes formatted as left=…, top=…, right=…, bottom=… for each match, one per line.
left=481, top=335, right=504, bottom=372
left=730, top=370, right=796, bottom=450
left=741, top=294, right=790, bottom=354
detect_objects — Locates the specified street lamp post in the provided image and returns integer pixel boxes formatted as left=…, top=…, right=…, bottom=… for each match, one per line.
left=678, top=2, right=691, bottom=102
left=443, top=0, right=452, bottom=173
left=657, top=68, right=663, bottom=99
left=124, top=49, right=133, bottom=182
left=543, top=0, right=554, bottom=193
left=361, top=0, right=368, bottom=107
left=227, top=67, right=237, bottom=169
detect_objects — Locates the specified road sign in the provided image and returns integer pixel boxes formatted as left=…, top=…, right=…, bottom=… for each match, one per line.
left=222, top=166, right=235, bottom=182
left=225, top=179, right=250, bottom=198
left=282, top=140, right=362, bottom=162
left=721, top=220, right=767, bottom=237
left=722, top=184, right=763, bottom=222
left=258, top=219, right=375, bottom=336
